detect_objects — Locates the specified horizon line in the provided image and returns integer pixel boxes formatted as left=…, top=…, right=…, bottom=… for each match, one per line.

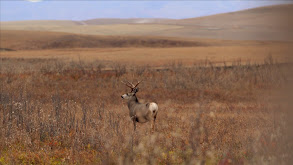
left=1, top=3, right=292, bottom=22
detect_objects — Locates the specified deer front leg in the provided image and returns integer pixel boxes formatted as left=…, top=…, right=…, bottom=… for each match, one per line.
left=133, top=121, right=136, bottom=131
left=131, top=116, right=136, bottom=131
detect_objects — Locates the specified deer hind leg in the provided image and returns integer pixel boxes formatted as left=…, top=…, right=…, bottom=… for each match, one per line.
left=151, top=120, right=155, bottom=133
left=151, top=114, right=157, bottom=132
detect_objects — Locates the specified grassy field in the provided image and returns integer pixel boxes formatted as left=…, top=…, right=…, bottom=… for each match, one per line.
left=0, top=30, right=208, bottom=50
left=1, top=4, right=292, bottom=41
left=1, top=45, right=292, bottom=67
left=0, top=57, right=292, bottom=164
left=1, top=30, right=292, bottom=68
left=1, top=4, right=293, bottom=164
left=0, top=24, right=183, bottom=36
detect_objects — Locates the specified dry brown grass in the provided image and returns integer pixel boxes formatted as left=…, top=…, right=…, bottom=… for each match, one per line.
left=1, top=43, right=292, bottom=67
left=1, top=29, right=292, bottom=68
left=1, top=30, right=292, bottom=69
left=1, top=4, right=292, bottom=41
left=0, top=57, right=292, bottom=164
left=0, top=30, right=207, bottom=51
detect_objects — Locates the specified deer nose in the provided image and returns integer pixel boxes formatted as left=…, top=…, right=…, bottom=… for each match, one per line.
left=121, top=94, right=127, bottom=99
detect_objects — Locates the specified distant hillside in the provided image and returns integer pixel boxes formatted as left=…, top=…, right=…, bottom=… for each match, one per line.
left=150, top=4, right=293, bottom=41
left=168, top=4, right=293, bottom=30
left=1, top=4, right=293, bottom=41
left=0, top=30, right=206, bottom=50
left=0, top=20, right=78, bottom=29
left=83, top=18, right=172, bottom=25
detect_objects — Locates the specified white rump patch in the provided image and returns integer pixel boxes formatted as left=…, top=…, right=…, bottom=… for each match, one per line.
left=149, top=102, right=158, bottom=112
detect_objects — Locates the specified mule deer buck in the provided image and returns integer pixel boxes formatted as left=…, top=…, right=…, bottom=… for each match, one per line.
left=121, top=81, right=158, bottom=132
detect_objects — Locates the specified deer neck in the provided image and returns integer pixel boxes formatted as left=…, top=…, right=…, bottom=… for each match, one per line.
left=127, top=95, right=139, bottom=110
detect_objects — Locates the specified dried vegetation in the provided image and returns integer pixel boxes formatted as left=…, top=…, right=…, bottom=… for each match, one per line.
left=0, top=57, right=292, bottom=164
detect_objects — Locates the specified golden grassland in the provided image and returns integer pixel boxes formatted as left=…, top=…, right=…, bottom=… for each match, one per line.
left=1, top=29, right=292, bottom=67
left=1, top=44, right=292, bottom=67
left=1, top=5, right=293, bottom=162
left=0, top=57, right=292, bottom=164
left=1, top=4, right=292, bottom=41
left=1, top=29, right=292, bottom=69
left=0, top=24, right=183, bottom=36
left=0, top=30, right=205, bottom=50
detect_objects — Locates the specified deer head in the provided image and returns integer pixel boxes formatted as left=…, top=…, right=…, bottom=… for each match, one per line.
left=121, top=81, right=140, bottom=100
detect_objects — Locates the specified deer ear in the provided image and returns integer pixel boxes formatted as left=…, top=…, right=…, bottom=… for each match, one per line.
left=134, top=88, right=139, bottom=93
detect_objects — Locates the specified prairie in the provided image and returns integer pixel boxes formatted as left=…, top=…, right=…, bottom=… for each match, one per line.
left=1, top=44, right=292, bottom=67
left=1, top=4, right=293, bottom=41
left=0, top=57, right=292, bottom=164
left=1, top=3, right=293, bottom=164
left=1, top=30, right=292, bottom=67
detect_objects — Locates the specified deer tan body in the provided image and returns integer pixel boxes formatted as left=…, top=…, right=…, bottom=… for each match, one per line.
left=121, top=81, right=158, bottom=131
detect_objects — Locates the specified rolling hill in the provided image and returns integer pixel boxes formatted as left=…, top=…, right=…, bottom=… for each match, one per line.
left=0, top=30, right=207, bottom=50
left=83, top=18, right=172, bottom=25
left=152, top=4, right=293, bottom=40
left=1, top=4, right=293, bottom=41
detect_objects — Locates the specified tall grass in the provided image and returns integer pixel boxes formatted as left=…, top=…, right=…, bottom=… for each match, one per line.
left=0, top=57, right=292, bottom=164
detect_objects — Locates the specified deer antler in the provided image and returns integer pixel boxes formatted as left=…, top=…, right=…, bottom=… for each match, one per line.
left=121, top=81, right=134, bottom=89
left=127, top=81, right=135, bottom=88
left=121, top=80, right=141, bottom=89
left=134, top=81, right=141, bottom=88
